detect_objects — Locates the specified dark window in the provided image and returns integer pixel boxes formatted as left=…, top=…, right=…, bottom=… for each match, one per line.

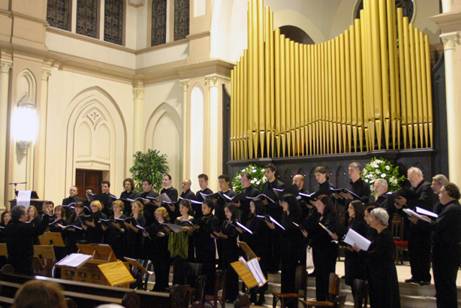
left=174, top=0, right=189, bottom=41
left=47, top=0, right=72, bottom=31
left=151, top=0, right=167, bottom=46
left=104, top=0, right=124, bottom=45
left=354, top=0, right=414, bottom=20
left=77, top=0, right=100, bottom=38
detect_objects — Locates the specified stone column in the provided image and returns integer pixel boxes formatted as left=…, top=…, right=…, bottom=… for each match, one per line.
left=0, top=59, right=12, bottom=209
left=133, top=80, right=145, bottom=153
left=180, top=80, right=190, bottom=180
left=433, top=1, right=461, bottom=185
left=441, top=31, right=461, bottom=184
left=34, top=67, right=51, bottom=198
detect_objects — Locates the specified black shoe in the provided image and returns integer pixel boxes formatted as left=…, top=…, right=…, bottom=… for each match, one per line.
left=418, top=281, right=430, bottom=286
left=404, top=278, right=416, bottom=283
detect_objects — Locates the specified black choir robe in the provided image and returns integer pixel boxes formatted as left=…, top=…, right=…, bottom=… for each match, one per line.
left=344, top=218, right=368, bottom=286
left=141, top=191, right=159, bottom=226
left=195, top=188, right=213, bottom=219
left=120, top=190, right=138, bottom=216
left=145, top=220, right=171, bottom=292
left=365, top=228, right=400, bottom=308
left=84, top=211, right=106, bottom=243
left=239, top=185, right=260, bottom=223
left=125, top=215, right=146, bottom=259
left=161, top=187, right=179, bottom=219
left=193, top=212, right=219, bottom=295
left=104, top=214, right=127, bottom=259
left=219, top=220, right=241, bottom=301
left=262, top=179, right=285, bottom=219
left=62, top=195, right=80, bottom=206
left=94, top=193, right=117, bottom=217
left=5, top=215, right=49, bottom=275
left=305, top=207, right=339, bottom=301
left=430, top=200, right=461, bottom=308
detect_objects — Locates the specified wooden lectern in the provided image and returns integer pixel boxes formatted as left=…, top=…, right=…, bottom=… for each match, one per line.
left=33, top=245, right=56, bottom=276
left=0, top=243, right=7, bottom=258
left=39, top=232, right=65, bottom=247
left=58, top=244, right=129, bottom=286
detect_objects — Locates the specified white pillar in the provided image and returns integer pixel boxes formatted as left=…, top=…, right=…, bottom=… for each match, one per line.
left=133, top=80, right=144, bottom=152
left=441, top=31, right=461, bottom=185
left=99, top=0, right=105, bottom=40
left=0, top=59, right=12, bottom=209
left=181, top=80, right=190, bottom=180
left=34, top=67, right=51, bottom=198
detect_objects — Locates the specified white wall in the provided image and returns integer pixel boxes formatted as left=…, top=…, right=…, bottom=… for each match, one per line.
left=45, top=69, right=134, bottom=202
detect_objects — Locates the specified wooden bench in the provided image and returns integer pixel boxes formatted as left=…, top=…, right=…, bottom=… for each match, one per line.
left=0, top=271, right=170, bottom=308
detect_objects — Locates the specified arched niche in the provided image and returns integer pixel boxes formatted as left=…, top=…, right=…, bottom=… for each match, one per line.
left=279, top=25, right=314, bottom=44
left=145, top=102, right=182, bottom=187
left=65, top=87, right=127, bottom=193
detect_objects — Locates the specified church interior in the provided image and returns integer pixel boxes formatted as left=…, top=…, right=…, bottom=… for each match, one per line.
left=1, top=0, right=461, bottom=307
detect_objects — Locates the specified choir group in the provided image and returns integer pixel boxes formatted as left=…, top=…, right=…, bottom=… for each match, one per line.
left=1, top=163, right=460, bottom=308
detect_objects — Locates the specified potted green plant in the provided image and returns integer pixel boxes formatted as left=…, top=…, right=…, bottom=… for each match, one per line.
left=129, top=149, right=169, bottom=191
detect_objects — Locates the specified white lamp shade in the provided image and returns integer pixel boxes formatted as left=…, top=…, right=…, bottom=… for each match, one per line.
left=11, top=104, right=38, bottom=144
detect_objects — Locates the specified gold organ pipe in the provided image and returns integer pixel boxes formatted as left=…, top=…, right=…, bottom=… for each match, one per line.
left=354, top=18, right=364, bottom=152
left=409, top=24, right=418, bottom=147
left=229, top=0, right=434, bottom=160
left=424, top=35, right=433, bottom=147
left=350, top=26, right=357, bottom=152
left=387, top=0, right=400, bottom=150
left=345, top=28, right=352, bottom=153
left=379, top=0, right=390, bottom=150
left=420, top=32, right=428, bottom=148
left=414, top=27, right=422, bottom=147
left=274, top=29, right=281, bottom=157
left=280, top=35, right=286, bottom=157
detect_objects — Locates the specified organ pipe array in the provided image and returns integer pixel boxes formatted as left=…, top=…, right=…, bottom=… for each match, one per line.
left=230, top=0, right=433, bottom=160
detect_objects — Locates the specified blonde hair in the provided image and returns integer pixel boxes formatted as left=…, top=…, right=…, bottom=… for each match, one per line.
left=90, top=200, right=103, bottom=211
left=112, top=199, right=124, bottom=212
left=132, top=200, right=144, bottom=216
left=155, top=207, right=169, bottom=220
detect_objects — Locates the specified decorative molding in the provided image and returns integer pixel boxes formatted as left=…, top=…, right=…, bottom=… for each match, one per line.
left=0, top=60, right=12, bottom=73
left=440, top=31, right=461, bottom=51
left=128, top=0, right=145, bottom=8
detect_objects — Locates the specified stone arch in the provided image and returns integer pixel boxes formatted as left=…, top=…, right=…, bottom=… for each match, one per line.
left=145, top=102, right=182, bottom=187
left=65, top=86, right=127, bottom=192
left=16, top=69, right=37, bottom=105
left=274, top=10, right=325, bottom=42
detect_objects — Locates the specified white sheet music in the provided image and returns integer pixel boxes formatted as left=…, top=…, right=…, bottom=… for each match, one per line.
left=343, top=228, right=371, bottom=251
left=17, top=190, right=32, bottom=207
left=416, top=206, right=438, bottom=218
left=403, top=208, right=432, bottom=223
left=56, top=253, right=92, bottom=268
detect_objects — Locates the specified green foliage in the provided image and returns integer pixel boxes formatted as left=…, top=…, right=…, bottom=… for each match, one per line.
left=362, top=157, right=405, bottom=192
left=232, top=164, right=266, bottom=193
left=129, top=149, right=169, bottom=191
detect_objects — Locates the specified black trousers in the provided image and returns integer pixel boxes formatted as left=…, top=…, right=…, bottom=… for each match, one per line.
left=408, top=230, right=431, bottom=282
left=313, top=244, right=338, bottom=301
left=281, top=259, right=297, bottom=308
left=433, top=251, right=459, bottom=308
left=152, top=257, right=171, bottom=291
left=224, top=263, right=239, bottom=301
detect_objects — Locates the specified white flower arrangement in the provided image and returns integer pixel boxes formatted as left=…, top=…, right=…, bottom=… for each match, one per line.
left=232, top=164, right=266, bottom=193
left=363, top=157, right=405, bottom=192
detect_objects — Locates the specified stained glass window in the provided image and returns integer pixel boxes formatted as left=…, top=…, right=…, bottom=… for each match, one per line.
left=77, top=0, right=99, bottom=38
left=174, top=0, right=189, bottom=41
left=47, top=0, right=72, bottom=31
left=104, top=0, right=124, bottom=45
left=151, top=0, right=167, bottom=46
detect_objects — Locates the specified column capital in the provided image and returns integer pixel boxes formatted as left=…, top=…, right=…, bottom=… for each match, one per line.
left=180, top=79, right=190, bottom=92
left=440, top=31, right=461, bottom=51
left=0, top=60, right=12, bottom=73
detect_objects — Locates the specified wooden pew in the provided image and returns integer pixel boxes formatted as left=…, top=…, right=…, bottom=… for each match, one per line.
left=0, top=270, right=170, bottom=308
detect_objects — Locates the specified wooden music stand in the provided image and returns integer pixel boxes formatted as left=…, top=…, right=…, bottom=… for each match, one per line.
left=124, top=257, right=152, bottom=290
left=97, top=261, right=135, bottom=287
left=77, top=243, right=116, bottom=262
left=60, top=244, right=118, bottom=285
left=39, top=231, right=65, bottom=247
left=231, top=261, right=258, bottom=289
left=238, top=241, right=257, bottom=260
left=33, top=245, right=56, bottom=276
left=0, top=243, right=7, bottom=258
